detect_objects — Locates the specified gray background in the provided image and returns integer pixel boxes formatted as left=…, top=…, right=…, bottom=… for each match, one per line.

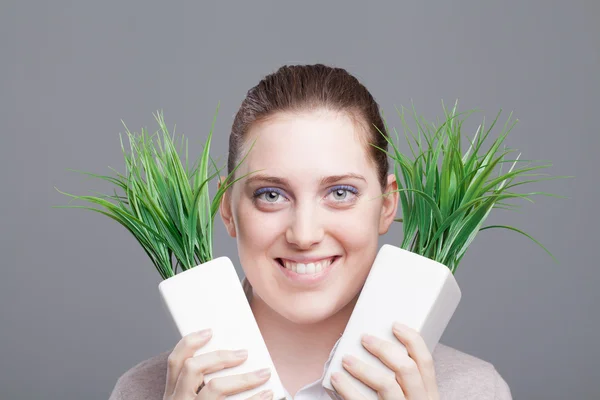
left=1, top=1, right=598, bottom=399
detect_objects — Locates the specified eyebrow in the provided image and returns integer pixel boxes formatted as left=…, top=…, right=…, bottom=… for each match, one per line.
left=244, top=173, right=367, bottom=187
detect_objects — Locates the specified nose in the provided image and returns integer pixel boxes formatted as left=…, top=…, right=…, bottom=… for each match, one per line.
left=285, top=202, right=324, bottom=249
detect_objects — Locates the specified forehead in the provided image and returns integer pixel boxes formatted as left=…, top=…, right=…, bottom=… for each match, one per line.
left=239, top=110, right=375, bottom=178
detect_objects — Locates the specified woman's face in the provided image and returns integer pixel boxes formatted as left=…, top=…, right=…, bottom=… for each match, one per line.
left=220, top=109, right=398, bottom=324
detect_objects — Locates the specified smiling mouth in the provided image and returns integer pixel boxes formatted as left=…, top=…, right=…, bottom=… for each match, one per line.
left=275, top=256, right=339, bottom=275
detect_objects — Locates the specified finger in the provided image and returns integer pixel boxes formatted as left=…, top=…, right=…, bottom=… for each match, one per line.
left=173, top=349, right=249, bottom=399
left=196, top=368, right=272, bottom=399
left=244, top=389, right=274, bottom=400
left=392, top=323, right=439, bottom=399
left=330, top=371, right=369, bottom=400
left=341, top=354, right=405, bottom=399
left=165, top=329, right=213, bottom=397
left=361, top=334, right=429, bottom=400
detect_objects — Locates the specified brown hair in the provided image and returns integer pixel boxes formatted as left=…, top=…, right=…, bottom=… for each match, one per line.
left=227, top=63, right=390, bottom=189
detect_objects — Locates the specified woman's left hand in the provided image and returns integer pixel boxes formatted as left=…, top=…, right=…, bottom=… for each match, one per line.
left=331, top=322, right=440, bottom=400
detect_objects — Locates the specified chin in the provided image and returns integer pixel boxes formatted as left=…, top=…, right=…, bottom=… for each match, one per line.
left=279, top=307, right=335, bottom=325
left=274, top=294, right=350, bottom=325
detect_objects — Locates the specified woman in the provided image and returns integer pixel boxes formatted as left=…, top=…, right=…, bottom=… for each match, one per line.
left=109, top=64, right=512, bottom=400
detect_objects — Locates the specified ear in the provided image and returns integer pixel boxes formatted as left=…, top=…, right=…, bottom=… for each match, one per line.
left=378, top=173, right=399, bottom=235
left=218, top=175, right=237, bottom=238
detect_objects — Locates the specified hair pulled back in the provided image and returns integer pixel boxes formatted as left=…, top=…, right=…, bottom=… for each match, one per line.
left=227, top=64, right=390, bottom=189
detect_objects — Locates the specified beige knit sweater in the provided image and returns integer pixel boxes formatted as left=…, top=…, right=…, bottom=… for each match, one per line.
left=108, top=341, right=512, bottom=399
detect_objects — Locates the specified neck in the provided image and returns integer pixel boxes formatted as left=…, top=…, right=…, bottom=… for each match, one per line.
left=250, top=291, right=359, bottom=369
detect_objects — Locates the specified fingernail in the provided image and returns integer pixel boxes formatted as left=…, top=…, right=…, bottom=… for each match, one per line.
left=393, top=322, right=405, bottom=332
left=362, top=334, right=375, bottom=345
left=342, top=354, right=355, bottom=367
left=256, top=368, right=271, bottom=378
left=234, top=349, right=248, bottom=358
left=259, top=389, right=273, bottom=399
left=331, top=372, right=339, bottom=383
left=198, top=328, right=212, bottom=337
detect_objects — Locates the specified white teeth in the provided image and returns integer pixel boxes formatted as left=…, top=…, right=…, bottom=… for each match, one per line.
left=281, top=257, right=335, bottom=274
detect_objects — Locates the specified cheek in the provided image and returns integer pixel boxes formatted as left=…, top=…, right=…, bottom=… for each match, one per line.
left=328, top=204, right=383, bottom=292
left=326, top=203, right=382, bottom=249
left=234, top=199, right=286, bottom=256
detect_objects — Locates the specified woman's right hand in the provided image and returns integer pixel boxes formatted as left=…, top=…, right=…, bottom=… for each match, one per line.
left=163, top=328, right=274, bottom=400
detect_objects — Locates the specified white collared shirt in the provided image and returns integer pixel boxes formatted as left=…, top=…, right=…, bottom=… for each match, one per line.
left=281, top=343, right=341, bottom=400
left=241, top=277, right=343, bottom=400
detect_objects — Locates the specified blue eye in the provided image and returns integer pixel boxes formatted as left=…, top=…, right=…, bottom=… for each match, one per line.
left=253, top=185, right=359, bottom=205
left=328, top=185, right=359, bottom=202
left=253, top=187, right=286, bottom=203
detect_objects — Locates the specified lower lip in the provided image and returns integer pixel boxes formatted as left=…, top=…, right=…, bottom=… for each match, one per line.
left=276, top=257, right=339, bottom=285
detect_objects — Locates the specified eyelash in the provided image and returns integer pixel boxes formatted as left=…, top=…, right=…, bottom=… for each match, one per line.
left=253, top=185, right=359, bottom=205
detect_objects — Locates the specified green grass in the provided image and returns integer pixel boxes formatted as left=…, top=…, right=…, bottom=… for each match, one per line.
left=54, top=99, right=572, bottom=279
left=374, top=99, right=573, bottom=273
left=53, top=104, right=257, bottom=280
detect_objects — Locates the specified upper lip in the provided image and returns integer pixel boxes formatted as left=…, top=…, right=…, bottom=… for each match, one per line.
left=278, top=255, right=339, bottom=263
